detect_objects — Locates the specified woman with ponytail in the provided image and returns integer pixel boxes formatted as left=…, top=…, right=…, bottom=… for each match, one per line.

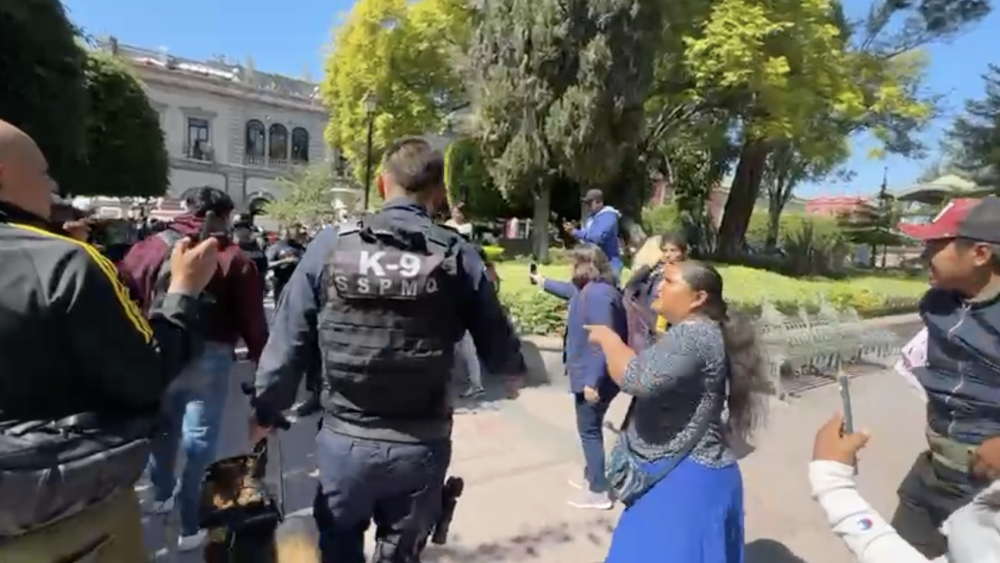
left=585, top=260, right=769, bottom=562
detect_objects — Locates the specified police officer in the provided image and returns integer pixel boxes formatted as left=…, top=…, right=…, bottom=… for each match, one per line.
left=251, top=137, right=526, bottom=562
left=0, top=120, right=219, bottom=562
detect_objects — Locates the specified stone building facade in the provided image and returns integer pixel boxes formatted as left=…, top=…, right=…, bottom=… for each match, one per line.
left=99, top=39, right=350, bottom=213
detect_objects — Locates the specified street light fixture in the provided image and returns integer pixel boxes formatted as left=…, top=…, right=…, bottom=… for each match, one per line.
left=362, top=92, right=378, bottom=213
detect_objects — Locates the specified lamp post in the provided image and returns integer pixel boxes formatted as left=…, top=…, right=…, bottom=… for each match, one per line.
left=362, top=92, right=378, bottom=213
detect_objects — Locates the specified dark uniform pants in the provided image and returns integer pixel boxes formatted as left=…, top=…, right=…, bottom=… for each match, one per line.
left=312, top=427, right=451, bottom=563
left=891, top=450, right=982, bottom=558
left=0, top=488, right=144, bottom=562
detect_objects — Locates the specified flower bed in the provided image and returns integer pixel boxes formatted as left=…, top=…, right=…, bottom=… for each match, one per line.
left=496, top=263, right=926, bottom=336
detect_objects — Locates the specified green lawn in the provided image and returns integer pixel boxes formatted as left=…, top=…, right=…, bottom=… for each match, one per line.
left=492, top=260, right=927, bottom=335
left=495, top=261, right=927, bottom=312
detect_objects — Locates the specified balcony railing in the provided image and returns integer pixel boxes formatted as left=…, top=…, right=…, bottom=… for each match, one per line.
left=244, top=154, right=266, bottom=166
left=183, top=143, right=214, bottom=162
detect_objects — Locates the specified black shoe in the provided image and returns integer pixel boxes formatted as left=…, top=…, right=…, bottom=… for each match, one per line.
left=294, top=396, right=322, bottom=417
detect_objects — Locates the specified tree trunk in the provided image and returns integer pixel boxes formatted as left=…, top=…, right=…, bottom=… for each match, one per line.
left=765, top=203, right=781, bottom=251
left=532, top=182, right=551, bottom=263
left=716, top=138, right=769, bottom=259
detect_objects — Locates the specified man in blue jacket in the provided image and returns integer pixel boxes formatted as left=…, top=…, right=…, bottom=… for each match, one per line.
left=565, top=189, right=623, bottom=279
left=892, top=196, right=1000, bottom=558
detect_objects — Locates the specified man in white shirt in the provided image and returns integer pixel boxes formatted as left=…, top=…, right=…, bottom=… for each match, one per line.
left=810, top=413, right=1000, bottom=562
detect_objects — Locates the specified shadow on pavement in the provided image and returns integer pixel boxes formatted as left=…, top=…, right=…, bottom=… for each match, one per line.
left=421, top=516, right=616, bottom=563
left=745, top=538, right=808, bottom=563
left=450, top=338, right=554, bottom=413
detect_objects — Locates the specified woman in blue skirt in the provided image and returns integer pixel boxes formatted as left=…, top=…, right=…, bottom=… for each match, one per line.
left=586, top=260, right=769, bottom=562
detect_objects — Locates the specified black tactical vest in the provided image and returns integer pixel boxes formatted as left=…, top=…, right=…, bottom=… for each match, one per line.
left=318, top=216, right=464, bottom=443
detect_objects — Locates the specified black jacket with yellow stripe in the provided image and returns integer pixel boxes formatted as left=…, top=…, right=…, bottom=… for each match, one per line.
left=0, top=201, right=203, bottom=423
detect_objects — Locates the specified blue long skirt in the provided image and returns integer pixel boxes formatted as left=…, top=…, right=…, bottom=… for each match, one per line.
left=605, top=456, right=744, bottom=563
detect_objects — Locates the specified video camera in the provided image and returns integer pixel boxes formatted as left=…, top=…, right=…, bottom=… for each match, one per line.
left=197, top=384, right=291, bottom=562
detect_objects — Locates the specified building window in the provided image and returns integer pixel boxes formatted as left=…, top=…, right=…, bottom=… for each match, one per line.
left=268, top=123, right=288, bottom=163
left=291, top=127, right=310, bottom=163
left=186, top=117, right=211, bottom=161
left=245, top=120, right=266, bottom=165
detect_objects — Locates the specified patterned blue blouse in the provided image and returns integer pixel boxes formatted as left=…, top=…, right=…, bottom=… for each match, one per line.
left=621, top=317, right=735, bottom=468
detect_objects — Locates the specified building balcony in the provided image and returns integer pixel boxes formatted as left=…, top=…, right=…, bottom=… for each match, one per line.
left=182, top=143, right=214, bottom=163
left=244, top=154, right=266, bottom=167
left=241, top=153, right=298, bottom=171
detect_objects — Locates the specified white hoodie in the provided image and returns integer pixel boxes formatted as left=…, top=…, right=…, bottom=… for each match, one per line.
left=809, top=460, right=1000, bottom=562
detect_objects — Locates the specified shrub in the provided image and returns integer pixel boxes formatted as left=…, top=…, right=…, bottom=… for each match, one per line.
left=641, top=203, right=682, bottom=236
left=496, top=262, right=924, bottom=335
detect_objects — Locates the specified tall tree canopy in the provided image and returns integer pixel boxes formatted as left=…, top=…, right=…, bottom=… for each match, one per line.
left=947, top=64, right=1000, bottom=190
left=469, top=0, right=664, bottom=260
left=0, top=0, right=86, bottom=187
left=321, top=0, right=470, bottom=204
left=684, top=0, right=937, bottom=257
left=75, top=52, right=169, bottom=198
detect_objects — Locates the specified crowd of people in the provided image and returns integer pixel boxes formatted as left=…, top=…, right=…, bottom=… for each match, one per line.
left=2, top=112, right=1000, bottom=563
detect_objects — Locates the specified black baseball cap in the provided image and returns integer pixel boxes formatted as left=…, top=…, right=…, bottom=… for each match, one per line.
left=582, top=189, right=604, bottom=203
left=900, top=196, right=1000, bottom=244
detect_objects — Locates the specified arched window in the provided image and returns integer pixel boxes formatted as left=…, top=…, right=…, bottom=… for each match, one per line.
left=291, top=127, right=310, bottom=163
left=268, top=124, right=289, bottom=161
left=245, top=120, right=265, bottom=161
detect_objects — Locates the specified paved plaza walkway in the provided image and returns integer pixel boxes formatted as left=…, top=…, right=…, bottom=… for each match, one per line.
left=145, top=353, right=929, bottom=562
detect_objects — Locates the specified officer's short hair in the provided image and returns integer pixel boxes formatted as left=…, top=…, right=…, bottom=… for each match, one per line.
left=382, top=138, right=445, bottom=194
left=185, top=186, right=234, bottom=218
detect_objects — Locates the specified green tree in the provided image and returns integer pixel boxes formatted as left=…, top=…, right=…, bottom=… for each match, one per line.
left=321, top=0, right=469, bottom=204
left=469, top=0, right=664, bottom=261
left=444, top=137, right=508, bottom=218
left=947, top=64, right=1000, bottom=190
left=0, top=0, right=86, bottom=189
left=692, top=0, right=988, bottom=258
left=837, top=178, right=905, bottom=267
left=74, top=52, right=168, bottom=197
left=762, top=134, right=851, bottom=250
left=262, top=165, right=342, bottom=228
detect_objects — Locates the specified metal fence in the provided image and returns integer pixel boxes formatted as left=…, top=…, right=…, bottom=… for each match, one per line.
left=757, top=298, right=902, bottom=399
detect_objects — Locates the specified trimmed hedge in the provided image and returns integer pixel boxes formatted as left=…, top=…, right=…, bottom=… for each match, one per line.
left=496, top=262, right=924, bottom=336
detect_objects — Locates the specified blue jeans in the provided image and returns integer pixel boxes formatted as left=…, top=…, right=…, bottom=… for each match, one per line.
left=312, top=428, right=451, bottom=563
left=455, top=331, right=483, bottom=389
left=574, top=392, right=611, bottom=493
left=148, top=342, right=234, bottom=536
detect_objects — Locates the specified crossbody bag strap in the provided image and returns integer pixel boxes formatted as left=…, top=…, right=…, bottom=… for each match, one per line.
left=641, top=403, right=714, bottom=485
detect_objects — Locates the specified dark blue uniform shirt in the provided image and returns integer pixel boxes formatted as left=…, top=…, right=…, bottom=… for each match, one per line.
left=254, top=198, right=525, bottom=420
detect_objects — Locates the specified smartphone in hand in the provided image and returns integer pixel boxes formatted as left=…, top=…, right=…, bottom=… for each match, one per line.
left=838, top=373, right=854, bottom=435
left=198, top=211, right=231, bottom=248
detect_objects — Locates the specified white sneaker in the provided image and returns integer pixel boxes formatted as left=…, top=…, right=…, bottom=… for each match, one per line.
left=144, top=496, right=174, bottom=516
left=567, top=490, right=613, bottom=510
left=177, top=530, right=208, bottom=552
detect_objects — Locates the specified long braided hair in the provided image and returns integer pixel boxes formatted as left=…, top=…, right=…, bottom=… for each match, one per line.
left=678, top=260, right=769, bottom=441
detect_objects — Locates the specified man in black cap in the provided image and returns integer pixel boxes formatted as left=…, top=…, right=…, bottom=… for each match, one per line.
left=564, top=188, right=623, bottom=278
left=892, top=196, right=1000, bottom=557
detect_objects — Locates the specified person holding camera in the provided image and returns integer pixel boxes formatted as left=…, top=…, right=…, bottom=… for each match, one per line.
left=250, top=138, right=526, bottom=563
left=0, top=120, right=218, bottom=562
left=119, top=187, right=269, bottom=552
left=811, top=413, right=1000, bottom=561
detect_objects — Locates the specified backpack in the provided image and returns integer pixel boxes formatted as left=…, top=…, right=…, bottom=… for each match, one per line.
left=622, top=265, right=660, bottom=353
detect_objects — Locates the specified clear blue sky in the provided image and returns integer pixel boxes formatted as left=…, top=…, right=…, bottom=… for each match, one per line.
left=63, top=0, right=999, bottom=199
